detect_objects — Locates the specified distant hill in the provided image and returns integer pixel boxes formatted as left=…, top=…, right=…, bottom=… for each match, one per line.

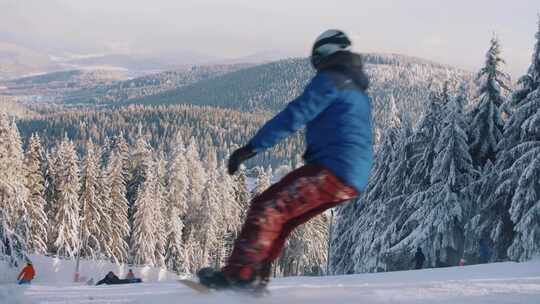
left=122, top=53, right=473, bottom=125
left=0, top=69, right=128, bottom=104
left=0, top=42, right=57, bottom=80
left=61, top=63, right=253, bottom=105
left=61, top=50, right=221, bottom=72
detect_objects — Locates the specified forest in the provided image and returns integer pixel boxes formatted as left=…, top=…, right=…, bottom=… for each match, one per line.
left=1, top=20, right=539, bottom=278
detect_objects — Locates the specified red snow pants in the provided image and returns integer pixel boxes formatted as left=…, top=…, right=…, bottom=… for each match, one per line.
left=222, top=164, right=358, bottom=281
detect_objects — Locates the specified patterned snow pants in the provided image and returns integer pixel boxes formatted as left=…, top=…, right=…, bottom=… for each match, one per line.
left=222, top=164, right=359, bottom=281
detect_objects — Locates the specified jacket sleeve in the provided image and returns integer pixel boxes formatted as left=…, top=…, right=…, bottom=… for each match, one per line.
left=248, top=73, right=337, bottom=152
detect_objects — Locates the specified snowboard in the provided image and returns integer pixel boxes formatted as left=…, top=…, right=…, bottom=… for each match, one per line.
left=178, top=279, right=212, bottom=294
left=178, top=279, right=270, bottom=297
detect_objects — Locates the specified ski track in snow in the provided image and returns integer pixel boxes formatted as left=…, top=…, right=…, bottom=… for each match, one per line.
left=2, top=261, right=540, bottom=304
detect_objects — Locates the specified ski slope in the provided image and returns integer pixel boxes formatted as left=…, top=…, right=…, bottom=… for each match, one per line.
left=1, top=256, right=539, bottom=304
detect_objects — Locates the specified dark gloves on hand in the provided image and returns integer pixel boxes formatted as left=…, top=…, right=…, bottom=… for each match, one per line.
left=228, top=145, right=256, bottom=175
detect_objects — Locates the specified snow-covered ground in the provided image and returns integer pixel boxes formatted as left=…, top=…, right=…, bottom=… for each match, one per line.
left=1, top=256, right=539, bottom=304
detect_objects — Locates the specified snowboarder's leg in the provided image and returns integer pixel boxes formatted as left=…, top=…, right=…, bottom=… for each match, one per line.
left=221, top=164, right=358, bottom=287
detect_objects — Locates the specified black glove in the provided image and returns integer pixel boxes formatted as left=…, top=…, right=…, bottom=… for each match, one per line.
left=228, top=145, right=256, bottom=175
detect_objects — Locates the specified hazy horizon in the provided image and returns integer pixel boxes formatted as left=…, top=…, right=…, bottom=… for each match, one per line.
left=1, top=0, right=539, bottom=77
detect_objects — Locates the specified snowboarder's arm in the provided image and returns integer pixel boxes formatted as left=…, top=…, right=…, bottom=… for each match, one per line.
left=248, top=73, right=337, bottom=152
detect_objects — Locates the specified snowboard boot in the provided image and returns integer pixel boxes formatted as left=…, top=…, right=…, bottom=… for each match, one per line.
left=252, top=261, right=272, bottom=296
left=197, top=267, right=230, bottom=290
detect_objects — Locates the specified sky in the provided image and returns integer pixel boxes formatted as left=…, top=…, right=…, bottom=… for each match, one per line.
left=1, top=0, right=539, bottom=77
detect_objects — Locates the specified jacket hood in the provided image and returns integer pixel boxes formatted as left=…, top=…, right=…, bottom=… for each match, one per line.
left=314, top=51, right=369, bottom=91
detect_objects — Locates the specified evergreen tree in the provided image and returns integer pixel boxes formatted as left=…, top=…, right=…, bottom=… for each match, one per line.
left=0, top=113, right=29, bottom=231
left=252, top=166, right=272, bottom=198
left=389, top=88, right=474, bottom=267
left=182, top=138, right=207, bottom=271
left=468, top=36, right=510, bottom=168
left=164, top=136, right=188, bottom=271
left=24, top=133, right=48, bottom=254
left=50, top=136, right=81, bottom=258
left=153, top=154, right=167, bottom=268
left=215, top=161, right=239, bottom=266
left=193, top=148, right=220, bottom=269
left=496, top=18, right=540, bottom=261
left=0, top=210, right=27, bottom=267
left=80, top=140, right=107, bottom=259
left=97, top=160, right=114, bottom=259
left=105, top=150, right=130, bottom=264
left=408, top=91, right=444, bottom=191
left=0, top=114, right=28, bottom=266
left=130, top=156, right=158, bottom=266
left=127, top=129, right=152, bottom=218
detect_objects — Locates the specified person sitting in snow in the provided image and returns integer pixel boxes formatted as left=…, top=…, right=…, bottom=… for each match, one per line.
left=17, top=261, right=36, bottom=285
left=96, top=271, right=142, bottom=285
left=125, top=269, right=142, bottom=283
left=126, top=269, right=135, bottom=281
left=96, top=271, right=121, bottom=285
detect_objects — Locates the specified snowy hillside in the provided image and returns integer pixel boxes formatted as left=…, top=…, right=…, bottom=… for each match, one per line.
left=1, top=256, right=539, bottom=304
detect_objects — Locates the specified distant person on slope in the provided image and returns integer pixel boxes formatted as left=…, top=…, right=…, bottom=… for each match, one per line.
left=478, top=239, right=492, bottom=264
left=197, top=29, right=373, bottom=293
left=126, top=269, right=135, bottom=281
left=96, top=271, right=121, bottom=285
left=413, top=247, right=426, bottom=270
left=17, top=261, right=36, bottom=285
left=125, top=269, right=142, bottom=283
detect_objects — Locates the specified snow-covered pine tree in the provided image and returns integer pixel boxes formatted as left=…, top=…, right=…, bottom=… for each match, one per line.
left=232, top=166, right=251, bottom=224
left=164, top=136, right=188, bottom=272
left=330, top=116, right=401, bottom=274
left=96, top=158, right=114, bottom=260
left=0, top=210, right=27, bottom=267
left=152, top=153, right=167, bottom=268
left=44, top=150, right=58, bottom=251
left=193, top=148, right=220, bottom=269
left=0, top=114, right=28, bottom=266
left=127, top=129, right=152, bottom=218
left=388, top=86, right=474, bottom=268
left=386, top=98, right=415, bottom=199
left=279, top=213, right=329, bottom=276
left=408, top=90, right=444, bottom=191
left=24, top=133, right=48, bottom=254
left=252, top=166, right=272, bottom=198
left=182, top=138, right=207, bottom=272
left=79, top=140, right=108, bottom=259
left=50, top=136, right=81, bottom=258
left=496, top=18, right=540, bottom=261
left=468, top=36, right=510, bottom=168
left=105, top=149, right=130, bottom=264
left=130, top=155, right=158, bottom=266
left=0, top=113, right=29, bottom=232
left=216, top=160, right=240, bottom=266
left=463, top=160, right=510, bottom=262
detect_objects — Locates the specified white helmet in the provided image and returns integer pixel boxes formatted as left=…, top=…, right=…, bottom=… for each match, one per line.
left=311, top=29, right=352, bottom=67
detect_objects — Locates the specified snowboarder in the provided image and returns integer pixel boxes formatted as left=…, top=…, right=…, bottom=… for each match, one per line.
left=197, top=29, right=373, bottom=292
left=413, top=247, right=426, bottom=269
left=17, top=261, right=36, bottom=285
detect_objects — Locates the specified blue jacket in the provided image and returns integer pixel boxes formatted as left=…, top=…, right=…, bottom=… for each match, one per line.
left=248, top=52, right=373, bottom=192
